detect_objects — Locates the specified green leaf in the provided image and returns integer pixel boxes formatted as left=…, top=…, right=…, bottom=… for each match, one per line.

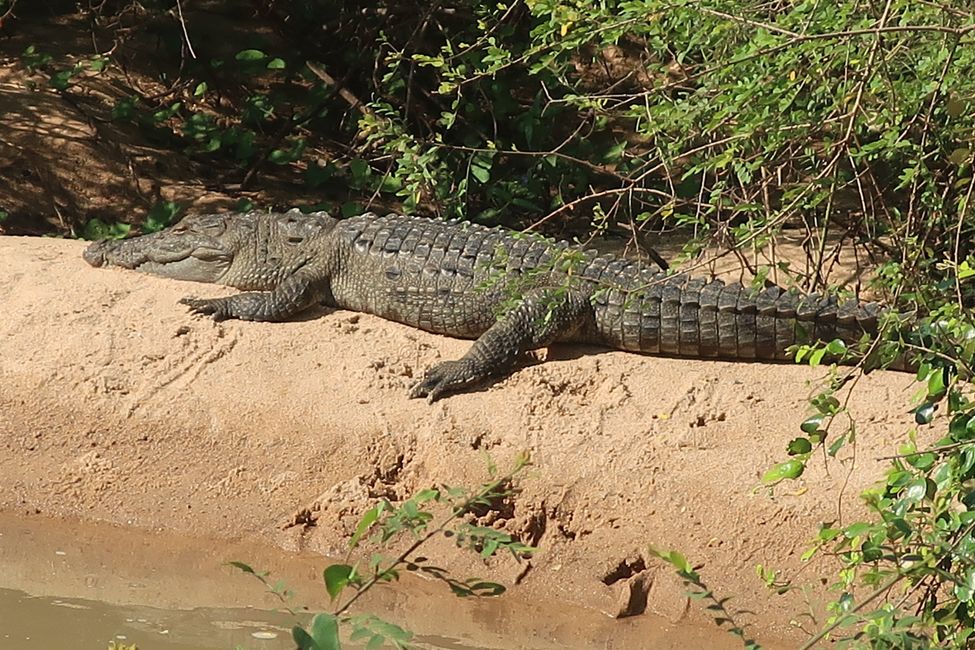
left=111, top=96, right=138, bottom=121
left=366, top=635, right=384, bottom=650
left=843, top=522, right=873, bottom=538
left=914, top=403, right=936, bottom=425
left=947, top=95, right=968, bottom=118
left=379, top=174, right=403, bottom=193
left=227, top=561, right=256, bottom=575
left=906, top=452, right=936, bottom=470
left=812, top=394, right=841, bottom=416
left=470, top=151, right=494, bottom=184
left=808, top=348, right=827, bottom=367
left=959, top=260, right=975, bottom=280
left=267, top=58, right=286, bottom=69
left=800, top=415, right=824, bottom=434
left=323, top=564, right=354, bottom=601
left=647, top=546, right=692, bottom=573
left=236, top=49, right=267, bottom=62
left=825, top=339, right=847, bottom=356
left=665, top=550, right=691, bottom=573
left=601, top=140, right=627, bottom=163
left=762, top=460, right=804, bottom=484
left=826, top=431, right=849, bottom=457
left=787, top=437, right=813, bottom=455
left=471, top=163, right=490, bottom=183
left=309, top=613, right=341, bottom=649
left=81, top=218, right=130, bottom=241
left=949, top=148, right=971, bottom=166
left=294, top=613, right=341, bottom=650
left=349, top=159, right=371, bottom=182
left=955, top=569, right=975, bottom=603
left=916, top=361, right=933, bottom=383
left=349, top=628, right=371, bottom=642
left=143, top=201, right=183, bottom=233
left=414, top=488, right=440, bottom=503
left=49, top=69, right=75, bottom=91
left=903, top=478, right=928, bottom=503
left=818, top=526, right=840, bottom=542
left=927, top=369, right=947, bottom=400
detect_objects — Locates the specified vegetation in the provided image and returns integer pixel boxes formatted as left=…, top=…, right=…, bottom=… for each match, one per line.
left=5, top=0, right=975, bottom=647
left=233, top=455, right=533, bottom=650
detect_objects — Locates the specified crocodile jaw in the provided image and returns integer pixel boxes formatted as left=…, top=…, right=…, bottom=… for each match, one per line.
left=83, top=234, right=234, bottom=283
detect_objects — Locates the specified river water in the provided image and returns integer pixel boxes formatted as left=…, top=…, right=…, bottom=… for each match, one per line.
left=0, top=512, right=748, bottom=649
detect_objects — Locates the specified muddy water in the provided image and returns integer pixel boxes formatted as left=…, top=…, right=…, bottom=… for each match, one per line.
left=0, top=587, right=298, bottom=649
left=0, top=513, right=746, bottom=649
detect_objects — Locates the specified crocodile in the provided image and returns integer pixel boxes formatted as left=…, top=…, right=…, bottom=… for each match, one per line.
left=84, top=209, right=893, bottom=400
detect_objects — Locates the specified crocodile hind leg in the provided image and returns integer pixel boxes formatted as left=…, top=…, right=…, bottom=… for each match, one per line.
left=409, top=287, right=594, bottom=402
left=180, top=271, right=322, bottom=321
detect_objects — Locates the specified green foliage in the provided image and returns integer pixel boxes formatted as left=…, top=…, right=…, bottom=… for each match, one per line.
left=12, top=1, right=975, bottom=279
left=754, top=309, right=975, bottom=646
left=81, top=218, right=131, bottom=241
left=649, top=547, right=761, bottom=649
left=143, top=201, right=184, bottom=233
left=234, top=454, right=533, bottom=650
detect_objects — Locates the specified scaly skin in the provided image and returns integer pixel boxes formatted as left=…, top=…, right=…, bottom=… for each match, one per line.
left=84, top=209, right=891, bottom=400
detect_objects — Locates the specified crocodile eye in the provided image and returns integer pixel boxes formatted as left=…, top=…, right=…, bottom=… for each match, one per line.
left=197, top=218, right=227, bottom=235
left=177, top=215, right=227, bottom=235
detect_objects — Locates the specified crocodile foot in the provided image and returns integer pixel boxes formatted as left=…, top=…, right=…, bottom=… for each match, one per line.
left=409, top=359, right=481, bottom=403
left=180, top=296, right=230, bottom=321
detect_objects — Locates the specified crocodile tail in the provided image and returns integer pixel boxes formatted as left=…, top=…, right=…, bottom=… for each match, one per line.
left=601, top=274, right=885, bottom=362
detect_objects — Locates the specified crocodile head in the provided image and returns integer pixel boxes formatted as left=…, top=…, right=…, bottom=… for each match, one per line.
left=83, top=209, right=337, bottom=285
left=83, top=212, right=245, bottom=283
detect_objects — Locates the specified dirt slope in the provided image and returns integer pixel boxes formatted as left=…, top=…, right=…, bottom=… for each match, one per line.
left=0, top=236, right=919, bottom=645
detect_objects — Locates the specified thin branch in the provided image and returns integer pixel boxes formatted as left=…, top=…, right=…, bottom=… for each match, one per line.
left=799, top=572, right=907, bottom=650
left=333, top=457, right=529, bottom=617
left=696, top=6, right=801, bottom=37
left=0, top=0, right=18, bottom=28
left=306, top=61, right=376, bottom=118
left=952, top=154, right=975, bottom=308
left=174, top=0, right=196, bottom=59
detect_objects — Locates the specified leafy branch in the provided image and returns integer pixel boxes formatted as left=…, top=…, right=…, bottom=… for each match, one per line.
left=235, top=453, right=534, bottom=650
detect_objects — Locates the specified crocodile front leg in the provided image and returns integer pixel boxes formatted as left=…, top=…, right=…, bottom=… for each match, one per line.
left=409, top=287, right=594, bottom=401
left=181, top=271, right=323, bottom=321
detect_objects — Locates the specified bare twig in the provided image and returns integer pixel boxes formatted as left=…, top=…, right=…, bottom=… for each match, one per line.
left=174, top=0, right=197, bottom=59
left=306, top=61, right=376, bottom=118
left=696, top=6, right=801, bottom=37
left=0, top=0, right=18, bottom=28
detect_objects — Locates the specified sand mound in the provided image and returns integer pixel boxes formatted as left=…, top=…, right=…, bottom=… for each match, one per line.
left=0, top=236, right=917, bottom=645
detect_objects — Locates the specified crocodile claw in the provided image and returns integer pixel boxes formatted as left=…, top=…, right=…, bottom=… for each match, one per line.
left=409, top=360, right=476, bottom=403
left=180, top=296, right=229, bottom=321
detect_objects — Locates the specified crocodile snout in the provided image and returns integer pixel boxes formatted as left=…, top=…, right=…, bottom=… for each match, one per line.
left=82, top=240, right=111, bottom=267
